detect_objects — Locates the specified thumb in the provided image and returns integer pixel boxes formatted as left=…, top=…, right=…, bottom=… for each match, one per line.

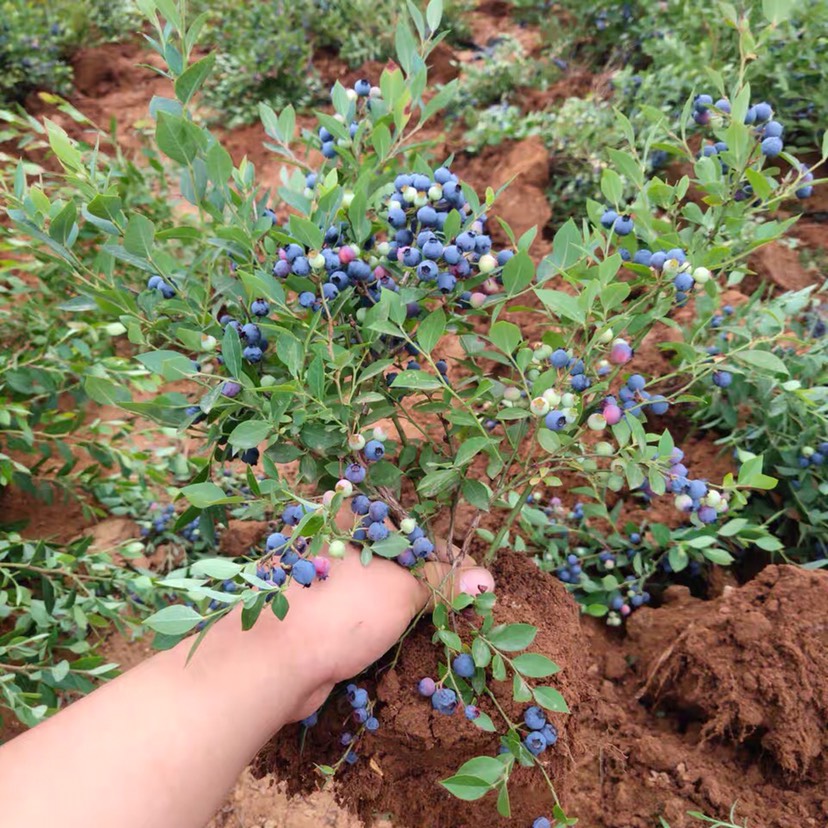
left=418, top=560, right=495, bottom=611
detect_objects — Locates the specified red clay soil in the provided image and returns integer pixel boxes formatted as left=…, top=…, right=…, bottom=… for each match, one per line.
left=256, top=552, right=587, bottom=828
left=567, top=565, right=828, bottom=828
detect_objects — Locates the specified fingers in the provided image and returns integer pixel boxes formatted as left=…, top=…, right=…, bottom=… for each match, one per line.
left=418, top=560, right=495, bottom=611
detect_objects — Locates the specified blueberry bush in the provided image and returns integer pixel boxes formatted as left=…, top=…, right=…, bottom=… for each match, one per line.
left=3, top=0, right=826, bottom=820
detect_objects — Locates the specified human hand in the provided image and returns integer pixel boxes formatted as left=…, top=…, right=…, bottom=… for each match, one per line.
left=251, top=507, right=495, bottom=721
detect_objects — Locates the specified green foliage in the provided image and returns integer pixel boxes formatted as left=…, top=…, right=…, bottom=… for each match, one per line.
left=0, top=534, right=150, bottom=728
left=685, top=288, right=828, bottom=559
left=0, top=0, right=138, bottom=104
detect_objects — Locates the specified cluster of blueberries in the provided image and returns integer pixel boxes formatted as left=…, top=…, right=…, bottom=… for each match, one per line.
left=516, top=705, right=558, bottom=757
left=318, top=77, right=377, bottom=160
left=417, top=671, right=480, bottom=721
left=692, top=94, right=814, bottom=198
left=301, top=682, right=379, bottom=767
left=138, top=502, right=201, bottom=545
left=799, top=443, right=828, bottom=470
left=257, top=519, right=331, bottom=589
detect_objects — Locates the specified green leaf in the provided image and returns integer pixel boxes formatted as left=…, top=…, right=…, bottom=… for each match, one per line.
left=511, top=653, right=561, bottom=678
left=488, top=623, right=537, bottom=651
left=474, top=711, right=497, bottom=733
left=454, top=756, right=507, bottom=784
left=513, top=673, right=533, bottom=702
left=156, top=111, right=202, bottom=165
left=206, top=142, right=233, bottom=185
left=145, top=604, right=203, bottom=636
left=536, top=289, right=585, bottom=324
left=532, top=685, right=570, bottom=713
left=600, top=168, right=624, bottom=204
left=136, top=349, right=194, bottom=381
left=288, top=215, right=324, bottom=250
left=472, top=636, right=492, bottom=668
left=180, top=482, right=228, bottom=508
left=733, top=349, right=788, bottom=375
left=492, top=652, right=506, bottom=681
left=502, top=250, right=535, bottom=294
left=462, top=478, right=491, bottom=510
left=391, top=370, right=443, bottom=391
left=371, top=533, right=410, bottom=559
left=277, top=331, right=304, bottom=376
left=174, top=53, right=216, bottom=104
left=438, top=629, right=463, bottom=651
left=496, top=783, right=511, bottom=818
left=418, top=468, right=461, bottom=498
left=228, top=420, right=270, bottom=450
left=762, top=0, right=794, bottom=23
left=222, top=323, right=243, bottom=379
left=702, top=547, right=735, bottom=565
left=190, top=559, right=243, bottom=579
left=439, top=775, right=494, bottom=802
left=489, top=320, right=522, bottom=355
left=84, top=376, right=131, bottom=406
left=124, top=214, right=156, bottom=258
left=417, top=308, right=446, bottom=354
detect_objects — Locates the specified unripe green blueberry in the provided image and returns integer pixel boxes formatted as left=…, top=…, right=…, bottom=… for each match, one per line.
left=705, top=489, right=722, bottom=507
left=693, top=266, right=712, bottom=284
left=531, top=397, right=550, bottom=416
left=201, top=334, right=218, bottom=351
left=587, top=413, right=607, bottom=431
left=260, top=374, right=277, bottom=387
left=348, top=434, right=366, bottom=451
left=388, top=199, right=402, bottom=211
left=502, top=399, right=514, bottom=408
left=428, top=185, right=442, bottom=201
left=607, top=473, right=624, bottom=491
left=561, top=393, right=576, bottom=408
left=403, top=186, right=417, bottom=203
left=346, top=88, right=358, bottom=101
left=329, top=539, right=346, bottom=559
left=310, top=253, right=326, bottom=269
left=400, top=517, right=417, bottom=535
left=335, top=479, right=354, bottom=497
left=356, top=308, right=366, bottom=322
left=595, top=441, right=614, bottom=457
left=304, top=188, right=315, bottom=199
left=802, top=446, right=815, bottom=458
left=716, top=498, right=729, bottom=513
left=414, top=193, right=428, bottom=208
left=342, top=192, right=354, bottom=209
left=527, top=368, right=540, bottom=381
left=563, top=408, right=577, bottom=424
left=598, top=327, right=614, bottom=344
left=372, top=426, right=387, bottom=441
left=378, top=241, right=390, bottom=256
left=675, top=494, right=693, bottom=511
left=504, top=387, right=522, bottom=402
left=663, top=258, right=680, bottom=276
left=534, top=344, right=553, bottom=362
left=478, top=253, right=497, bottom=274
left=543, top=389, right=562, bottom=406
left=322, top=490, right=336, bottom=507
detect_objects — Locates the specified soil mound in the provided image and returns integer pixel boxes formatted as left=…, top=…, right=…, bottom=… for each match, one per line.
left=630, top=565, right=828, bottom=781
left=257, top=552, right=587, bottom=827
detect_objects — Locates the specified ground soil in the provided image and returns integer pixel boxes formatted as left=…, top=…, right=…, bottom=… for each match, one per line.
left=3, top=2, right=828, bottom=827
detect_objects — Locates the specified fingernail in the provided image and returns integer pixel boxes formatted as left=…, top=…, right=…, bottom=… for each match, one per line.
left=459, top=568, right=495, bottom=597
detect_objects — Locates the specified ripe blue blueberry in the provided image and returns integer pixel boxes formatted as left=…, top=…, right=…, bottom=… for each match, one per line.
left=422, top=238, right=444, bottom=260
left=418, top=677, right=436, bottom=697
left=354, top=78, right=371, bottom=96
left=674, top=272, right=694, bottom=292
left=364, top=440, right=385, bottom=462
left=367, top=521, right=389, bottom=542
left=402, top=247, right=422, bottom=267
left=533, top=819, right=552, bottom=828
left=545, top=410, right=567, bottom=431
left=524, top=706, right=546, bottom=731
left=571, top=374, right=590, bottom=392
left=298, top=291, right=317, bottom=309
left=417, top=206, right=438, bottom=226
left=431, top=688, right=458, bottom=715
left=698, top=506, right=718, bottom=524
left=434, top=167, right=454, bottom=184
left=760, top=136, right=783, bottom=157
left=452, top=653, right=475, bottom=678
left=345, top=463, right=367, bottom=484
left=348, top=687, right=369, bottom=708
left=251, top=299, right=269, bottom=316
left=292, top=559, right=315, bottom=586
left=365, top=716, right=379, bottom=732
left=368, top=501, right=389, bottom=522
left=633, top=249, right=652, bottom=266
left=713, top=370, right=733, bottom=388
left=455, top=231, right=476, bottom=252
left=600, top=209, right=618, bottom=229
left=550, top=348, right=570, bottom=369
left=321, top=142, right=336, bottom=159
left=344, top=750, right=358, bottom=765
left=627, top=374, right=646, bottom=391
left=301, top=712, right=318, bottom=727
left=648, top=395, right=669, bottom=415
left=753, top=101, right=772, bottom=122
left=464, top=705, right=480, bottom=720
left=649, top=251, right=667, bottom=270
left=442, top=244, right=461, bottom=265
left=243, top=346, right=263, bottom=363
left=437, top=272, right=457, bottom=293
left=221, top=380, right=242, bottom=398
left=412, top=537, right=434, bottom=558
left=613, top=215, right=634, bottom=236
left=541, top=723, right=558, bottom=745
left=496, top=250, right=514, bottom=266
left=266, top=532, right=289, bottom=552
left=524, top=731, right=547, bottom=756
left=763, top=120, right=783, bottom=138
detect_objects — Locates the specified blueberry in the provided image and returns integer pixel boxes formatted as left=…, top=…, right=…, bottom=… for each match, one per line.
left=159, top=282, right=176, bottom=299
left=364, top=440, right=385, bottom=462
left=251, top=299, right=269, bottom=316
left=354, top=78, right=371, bottom=96
left=545, top=410, right=567, bottom=431
left=412, top=537, right=434, bottom=558
left=533, top=819, right=552, bottom=828
left=760, top=136, right=783, bottom=157
left=437, top=272, right=457, bottom=293
left=753, top=101, right=772, bottom=122
left=698, top=506, right=718, bottom=524
left=321, top=141, right=336, bottom=159
left=301, top=712, right=318, bottom=727
left=600, top=209, right=618, bottom=229
left=348, top=687, right=369, bottom=708
left=243, top=345, right=263, bottom=363
left=221, top=381, right=242, bottom=398
left=298, top=291, right=316, bottom=308
left=649, top=251, right=667, bottom=270
left=524, top=731, right=547, bottom=755
left=633, top=249, right=652, bottom=266
left=763, top=120, right=783, bottom=138
left=713, top=370, right=732, bottom=388
left=345, top=463, right=367, bottom=484
left=613, top=215, right=634, bottom=236
left=442, top=244, right=461, bottom=265
left=322, top=283, right=339, bottom=301
left=464, top=705, right=480, bottom=720
left=551, top=348, right=570, bottom=369
left=431, top=688, right=458, bottom=715
left=351, top=494, right=370, bottom=515
left=496, top=250, right=514, bottom=266
left=673, top=272, right=694, bottom=292
left=403, top=247, right=422, bottom=267
left=687, top=480, right=708, bottom=499
left=272, top=259, right=290, bottom=278
left=524, top=705, right=546, bottom=730
left=344, top=750, right=358, bottom=765
left=388, top=207, right=407, bottom=228
left=367, top=521, right=389, bottom=542
left=266, top=532, right=289, bottom=552
left=418, top=677, right=436, bottom=697
left=434, top=167, right=454, bottom=184
left=422, top=238, right=444, bottom=260
left=627, top=374, right=646, bottom=391
left=452, top=653, right=475, bottom=678
left=417, top=206, right=438, bottom=226
left=541, top=723, right=558, bottom=745
left=292, top=559, right=315, bottom=586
